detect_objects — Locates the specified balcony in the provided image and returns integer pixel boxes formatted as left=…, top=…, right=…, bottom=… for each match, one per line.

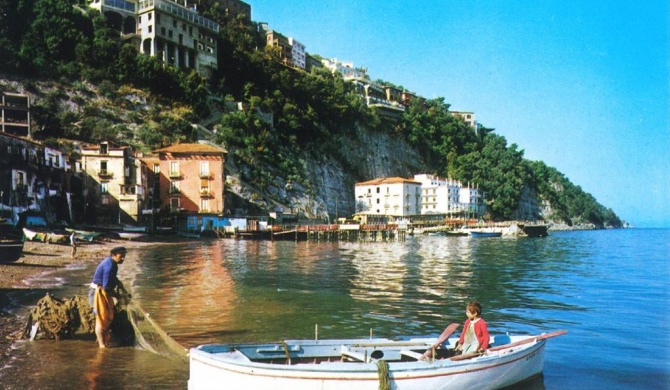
left=199, top=188, right=213, bottom=197
left=199, top=171, right=212, bottom=179
left=168, top=171, right=181, bottom=179
left=120, top=185, right=144, bottom=201
left=98, top=170, right=114, bottom=178
left=168, top=188, right=181, bottom=196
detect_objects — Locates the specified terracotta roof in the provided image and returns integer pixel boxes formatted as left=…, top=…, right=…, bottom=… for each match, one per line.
left=140, top=156, right=160, bottom=165
left=153, top=143, right=227, bottom=154
left=355, top=177, right=421, bottom=186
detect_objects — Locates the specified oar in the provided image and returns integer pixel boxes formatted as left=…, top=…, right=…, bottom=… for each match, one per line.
left=422, top=322, right=460, bottom=359
left=487, top=330, right=567, bottom=352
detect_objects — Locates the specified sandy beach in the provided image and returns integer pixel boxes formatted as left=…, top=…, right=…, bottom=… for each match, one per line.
left=0, top=238, right=161, bottom=367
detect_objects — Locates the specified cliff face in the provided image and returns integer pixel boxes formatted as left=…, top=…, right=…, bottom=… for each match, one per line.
left=224, top=123, right=426, bottom=219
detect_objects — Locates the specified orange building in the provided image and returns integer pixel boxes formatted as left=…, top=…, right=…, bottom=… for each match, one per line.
left=153, top=143, right=227, bottom=215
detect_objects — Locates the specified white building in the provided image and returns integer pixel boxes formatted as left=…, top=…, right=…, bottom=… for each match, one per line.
left=89, top=0, right=220, bottom=78
left=320, top=58, right=368, bottom=80
left=288, top=37, right=306, bottom=69
left=459, top=183, right=486, bottom=216
left=413, top=174, right=486, bottom=217
left=355, top=177, right=422, bottom=217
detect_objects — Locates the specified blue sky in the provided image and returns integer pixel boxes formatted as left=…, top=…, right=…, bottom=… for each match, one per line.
left=251, top=1, right=670, bottom=228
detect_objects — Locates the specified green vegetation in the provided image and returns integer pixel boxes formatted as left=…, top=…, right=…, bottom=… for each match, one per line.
left=0, top=0, right=622, bottom=227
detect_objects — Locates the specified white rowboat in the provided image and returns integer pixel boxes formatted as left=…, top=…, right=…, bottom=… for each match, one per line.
left=188, top=330, right=566, bottom=390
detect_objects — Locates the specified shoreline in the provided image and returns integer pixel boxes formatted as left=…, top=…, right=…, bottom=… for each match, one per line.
left=0, top=238, right=171, bottom=367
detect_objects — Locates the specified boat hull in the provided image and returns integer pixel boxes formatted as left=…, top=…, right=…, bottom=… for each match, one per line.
left=188, top=336, right=546, bottom=390
left=0, top=239, right=24, bottom=262
left=470, top=231, right=502, bottom=237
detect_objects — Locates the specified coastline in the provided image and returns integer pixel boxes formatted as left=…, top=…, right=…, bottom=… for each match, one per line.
left=0, top=238, right=162, bottom=368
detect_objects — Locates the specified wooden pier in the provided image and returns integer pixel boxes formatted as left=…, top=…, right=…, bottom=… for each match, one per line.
left=267, top=224, right=408, bottom=242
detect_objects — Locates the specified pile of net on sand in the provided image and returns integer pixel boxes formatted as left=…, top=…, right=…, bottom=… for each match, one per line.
left=16, top=292, right=188, bottom=361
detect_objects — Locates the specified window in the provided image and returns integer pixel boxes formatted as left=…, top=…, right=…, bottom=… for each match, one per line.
left=200, top=179, right=209, bottom=193
left=153, top=164, right=160, bottom=174
left=15, top=171, right=25, bottom=186
left=100, top=161, right=108, bottom=171
left=170, top=161, right=179, bottom=176
left=99, top=144, right=108, bottom=154
left=200, top=161, right=209, bottom=176
left=148, top=25, right=152, bottom=33
left=101, top=182, right=109, bottom=194
left=169, top=181, right=180, bottom=193
left=200, top=198, right=209, bottom=212
left=170, top=198, right=179, bottom=211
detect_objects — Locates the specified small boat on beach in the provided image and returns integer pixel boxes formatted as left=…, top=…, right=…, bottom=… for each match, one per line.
left=188, top=330, right=567, bottom=390
left=113, top=231, right=148, bottom=241
left=22, top=227, right=69, bottom=244
left=0, top=238, right=24, bottom=262
left=65, top=228, right=104, bottom=242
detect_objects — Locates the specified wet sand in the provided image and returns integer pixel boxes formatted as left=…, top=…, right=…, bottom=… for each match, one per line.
left=0, top=238, right=162, bottom=367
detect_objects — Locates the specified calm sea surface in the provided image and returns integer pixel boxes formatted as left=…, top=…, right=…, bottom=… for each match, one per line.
left=1, top=228, right=669, bottom=389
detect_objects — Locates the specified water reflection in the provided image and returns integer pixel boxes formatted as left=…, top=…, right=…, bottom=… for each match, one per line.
left=3, top=229, right=666, bottom=390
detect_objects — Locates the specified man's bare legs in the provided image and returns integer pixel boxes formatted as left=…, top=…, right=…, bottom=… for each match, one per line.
left=95, top=319, right=110, bottom=348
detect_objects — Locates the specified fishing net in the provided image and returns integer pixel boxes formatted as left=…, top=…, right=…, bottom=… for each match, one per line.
left=19, top=292, right=188, bottom=362
left=121, top=299, right=189, bottom=361
left=21, top=293, right=95, bottom=341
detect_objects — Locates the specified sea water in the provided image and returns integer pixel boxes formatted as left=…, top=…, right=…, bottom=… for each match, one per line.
left=1, top=229, right=668, bottom=389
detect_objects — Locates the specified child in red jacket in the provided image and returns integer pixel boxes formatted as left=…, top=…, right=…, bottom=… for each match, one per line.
left=455, top=301, right=490, bottom=354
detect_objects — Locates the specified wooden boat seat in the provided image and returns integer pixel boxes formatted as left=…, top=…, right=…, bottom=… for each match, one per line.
left=340, top=346, right=369, bottom=362
left=400, top=350, right=426, bottom=360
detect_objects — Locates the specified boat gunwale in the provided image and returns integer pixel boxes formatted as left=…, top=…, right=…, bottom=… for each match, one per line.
left=189, top=337, right=546, bottom=379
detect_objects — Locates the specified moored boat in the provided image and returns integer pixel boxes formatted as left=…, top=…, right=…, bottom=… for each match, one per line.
left=520, top=224, right=549, bottom=237
left=469, top=231, right=502, bottom=237
left=188, top=330, right=566, bottom=390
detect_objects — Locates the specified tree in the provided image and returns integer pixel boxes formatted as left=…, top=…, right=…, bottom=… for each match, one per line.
left=20, top=0, right=87, bottom=75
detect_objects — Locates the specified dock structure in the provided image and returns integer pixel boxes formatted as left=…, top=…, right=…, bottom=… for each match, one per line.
left=269, top=224, right=407, bottom=242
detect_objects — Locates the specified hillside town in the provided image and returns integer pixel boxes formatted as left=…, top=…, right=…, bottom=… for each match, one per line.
left=0, top=0, right=498, bottom=237
left=0, top=108, right=489, bottom=236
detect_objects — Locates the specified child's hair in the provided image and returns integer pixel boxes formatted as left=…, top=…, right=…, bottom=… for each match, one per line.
left=467, top=301, right=483, bottom=317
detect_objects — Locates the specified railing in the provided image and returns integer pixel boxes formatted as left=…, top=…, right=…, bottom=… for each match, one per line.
left=98, top=170, right=113, bottom=178
left=168, top=171, right=181, bottom=178
left=168, top=188, right=181, bottom=195
left=139, top=0, right=220, bottom=32
left=101, top=0, right=136, bottom=12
